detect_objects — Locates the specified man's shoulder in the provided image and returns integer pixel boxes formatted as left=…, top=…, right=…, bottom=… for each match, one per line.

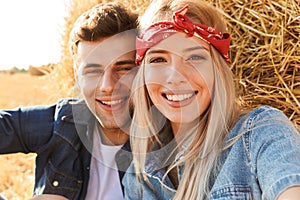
left=56, top=98, right=84, bottom=110
left=54, top=98, right=91, bottom=123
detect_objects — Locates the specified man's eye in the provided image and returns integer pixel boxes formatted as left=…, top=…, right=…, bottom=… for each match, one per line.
left=84, top=69, right=103, bottom=75
left=118, top=66, right=136, bottom=71
left=149, top=57, right=167, bottom=63
left=116, top=65, right=137, bottom=74
left=186, top=55, right=205, bottom=61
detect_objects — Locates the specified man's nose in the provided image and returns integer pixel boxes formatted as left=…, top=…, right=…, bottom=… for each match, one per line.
left=98, top=70, right=115, bottom=93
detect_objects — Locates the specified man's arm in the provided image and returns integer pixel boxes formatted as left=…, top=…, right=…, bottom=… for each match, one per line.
left=0, top=105, right=55, bottom=153
left=30, top=194, right=68, bottom=200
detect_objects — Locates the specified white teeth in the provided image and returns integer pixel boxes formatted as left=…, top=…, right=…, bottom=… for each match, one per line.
left=166, top=93, right=194, bottom=101
left=101, top=99, right=123, bottom=105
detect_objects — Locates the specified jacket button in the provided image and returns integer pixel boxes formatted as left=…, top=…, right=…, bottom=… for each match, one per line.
left=86, top=166, right=90, bottom=170
left=52, top=180, right=59, bottom=187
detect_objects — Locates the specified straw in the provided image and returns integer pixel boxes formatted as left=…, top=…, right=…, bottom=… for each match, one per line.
left=51, top=0, right=300, bottom=131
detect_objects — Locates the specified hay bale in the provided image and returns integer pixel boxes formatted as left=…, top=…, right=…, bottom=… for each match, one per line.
left=28, top=65, right=53, bottom=76
left=210, top=0, right=300, bottom=130
left=54, top=0, right=299, bottom=131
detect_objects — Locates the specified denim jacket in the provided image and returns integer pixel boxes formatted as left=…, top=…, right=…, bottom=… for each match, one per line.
left=0, top=98, right=131, bottom=199
left=123, top=106, right=300, bottom=200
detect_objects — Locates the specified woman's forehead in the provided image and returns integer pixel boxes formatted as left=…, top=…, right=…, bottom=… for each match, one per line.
left=147, top=33, right=210, bottom=54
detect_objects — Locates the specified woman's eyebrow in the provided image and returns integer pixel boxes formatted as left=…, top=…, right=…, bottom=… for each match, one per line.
left=146, top=49, right=169, bottom=55
left=184, top=46, right=209, bottom=52
left=147, top=47, right=208, bottom=55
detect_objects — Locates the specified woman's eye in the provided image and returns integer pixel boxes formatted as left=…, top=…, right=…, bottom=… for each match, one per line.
left=149, top=57, right=167, bottom=63
left=186, top=55, right=205, bottom=61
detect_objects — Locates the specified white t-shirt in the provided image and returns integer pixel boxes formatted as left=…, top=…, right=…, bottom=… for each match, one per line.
left=85, top=126, right=124, bottom=200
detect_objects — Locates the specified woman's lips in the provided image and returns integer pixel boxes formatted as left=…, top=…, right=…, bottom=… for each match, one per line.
left=162, top=91, right=198, bottom=108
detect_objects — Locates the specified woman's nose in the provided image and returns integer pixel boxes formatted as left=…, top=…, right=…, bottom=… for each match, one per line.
left=166, top=58, right=187, bottom=85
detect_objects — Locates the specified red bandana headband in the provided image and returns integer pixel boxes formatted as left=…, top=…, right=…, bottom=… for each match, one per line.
left=136, top=5, right=231, bottom=65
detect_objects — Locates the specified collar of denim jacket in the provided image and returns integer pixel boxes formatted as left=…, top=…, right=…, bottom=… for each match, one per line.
left=61, top=99, right=94, bottom=125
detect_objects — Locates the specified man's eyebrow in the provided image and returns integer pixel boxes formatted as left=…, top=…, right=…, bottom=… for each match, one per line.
left=82, top=63, right=102, bottom=69
left=115, top=60, right=136, bottom=65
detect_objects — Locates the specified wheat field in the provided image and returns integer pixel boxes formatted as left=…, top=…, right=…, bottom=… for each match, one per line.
left=0, top=73, right=57, bottom=199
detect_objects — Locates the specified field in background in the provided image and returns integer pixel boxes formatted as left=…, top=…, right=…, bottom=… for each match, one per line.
left=0, top=72, right=57, bottom=199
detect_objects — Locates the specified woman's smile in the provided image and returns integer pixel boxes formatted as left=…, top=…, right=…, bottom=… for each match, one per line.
left=162, top=90, right=198, bottom=108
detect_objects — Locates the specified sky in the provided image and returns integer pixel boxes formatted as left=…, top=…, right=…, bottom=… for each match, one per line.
left=0, top=0, right=68, bottom=70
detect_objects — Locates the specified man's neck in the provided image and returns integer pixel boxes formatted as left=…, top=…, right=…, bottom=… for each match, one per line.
left=97, top=125, right=129, bottom=146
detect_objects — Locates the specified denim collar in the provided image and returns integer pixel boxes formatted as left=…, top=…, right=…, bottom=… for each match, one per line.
left=143, top=124, right=178, bottom=191
left=56, top=99, right=95, bottom=152
left=60, top=99, right=94, bottom=125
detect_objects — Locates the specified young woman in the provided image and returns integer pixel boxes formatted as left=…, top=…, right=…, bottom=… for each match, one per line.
left=123, top=0, right=300, bottom=199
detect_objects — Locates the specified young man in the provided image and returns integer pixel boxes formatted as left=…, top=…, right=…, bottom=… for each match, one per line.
left=0, top=2, right=137, bottom=199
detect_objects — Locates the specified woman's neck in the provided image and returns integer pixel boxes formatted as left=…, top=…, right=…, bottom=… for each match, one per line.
left=171, top=119, right=200, bottom=146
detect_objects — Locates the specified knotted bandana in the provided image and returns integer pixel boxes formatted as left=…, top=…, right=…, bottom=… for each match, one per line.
left=136, top=5, right=231, bottom=65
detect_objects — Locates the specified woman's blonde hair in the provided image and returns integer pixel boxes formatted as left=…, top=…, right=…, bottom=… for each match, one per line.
left=130, top=0, right=241, bottom=199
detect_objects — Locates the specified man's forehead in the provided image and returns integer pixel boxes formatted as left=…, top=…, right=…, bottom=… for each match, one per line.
left=77, top=37, right=134, bottom=61
left=79, top=34, right=135, bottom=55
left=80, top=34, right=135, bottom=49
left=101, top=33, right=135, bottom=46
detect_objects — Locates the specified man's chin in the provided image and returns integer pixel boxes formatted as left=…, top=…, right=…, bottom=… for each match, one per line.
left=97, top=118, right=131, bottom=131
